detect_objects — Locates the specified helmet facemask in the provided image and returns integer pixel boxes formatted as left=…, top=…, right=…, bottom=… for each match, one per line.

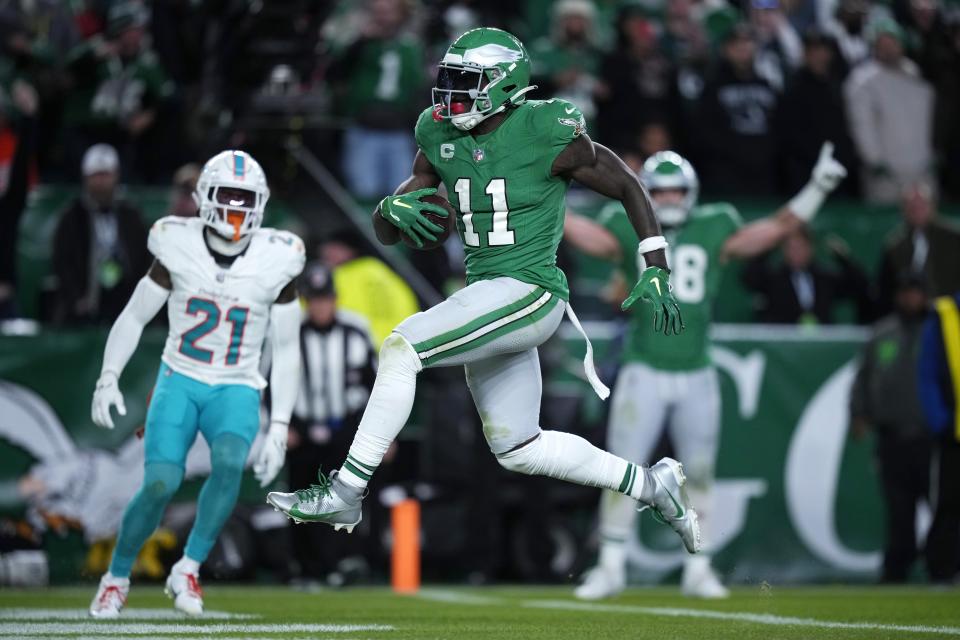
left=433, top=62, right=510, bottom=131
left=196, top=185, right=266, bottom=241
left=195, top=151, right=270, bottom=243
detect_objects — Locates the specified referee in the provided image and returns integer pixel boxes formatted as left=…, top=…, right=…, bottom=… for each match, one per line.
left=288, top=261, right=377, bottom=582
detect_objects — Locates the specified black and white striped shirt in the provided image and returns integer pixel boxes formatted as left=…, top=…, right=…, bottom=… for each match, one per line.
left=294, top=311, right=377, bottom=428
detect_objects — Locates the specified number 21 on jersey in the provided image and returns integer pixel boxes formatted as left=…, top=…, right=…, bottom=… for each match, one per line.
left=454, top=177, right=515, bottom=247
left=179, top=297, right=249, bottom=365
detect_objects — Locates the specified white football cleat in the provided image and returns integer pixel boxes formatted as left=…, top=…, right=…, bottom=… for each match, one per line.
left=89, top=573, right=129, bottom=619
left=266, top=470, right=362, bottom=532
left=642, top=457, right=702, bottom=554
left=682, top=556, right=730, bottom=599
left=574, top=564, right=625, bottom=600
left=165, top=560, right=204, bottom=616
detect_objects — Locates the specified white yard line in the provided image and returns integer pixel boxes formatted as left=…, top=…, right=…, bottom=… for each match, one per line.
left=414, top=589, right=505, bottom=606
left=0, top=608, right=255, bottom=620
left=0, top=622, right=393, bottom=636
left=524, top=599, right=960, bottom=636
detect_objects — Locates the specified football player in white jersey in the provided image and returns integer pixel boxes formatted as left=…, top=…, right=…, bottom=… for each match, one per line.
left=87, top=151, right=305, bottom=618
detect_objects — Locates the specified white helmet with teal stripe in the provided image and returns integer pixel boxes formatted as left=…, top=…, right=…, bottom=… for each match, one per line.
left=195, top=150, right=270, bottom=241
left=432, top=27, right=536, bottom=131
left=640, top=151, right=699, bottom=227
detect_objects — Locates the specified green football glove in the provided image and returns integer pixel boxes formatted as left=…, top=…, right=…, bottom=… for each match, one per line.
left=622, top=266, right=685, bottom=336
left=378, top=188, right=449, bottom=248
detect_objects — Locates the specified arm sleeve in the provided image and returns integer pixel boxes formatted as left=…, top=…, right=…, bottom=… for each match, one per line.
left=918, top=313, right=951, bottom=434
left=100, top=276, right=170, bottom=377
left=267, top=299, right=302, bottom=426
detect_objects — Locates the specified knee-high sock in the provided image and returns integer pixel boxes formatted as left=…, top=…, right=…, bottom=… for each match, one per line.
left=338, top=334, right=421, bottom=490
left=109, top=462, right=184, bottom=578
left=184, top=433, right=250, bottom=563
left=497, top=430, right=651, bottom=499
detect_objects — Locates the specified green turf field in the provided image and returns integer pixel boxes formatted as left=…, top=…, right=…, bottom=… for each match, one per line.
left=1, top=585, right=957, bottom=639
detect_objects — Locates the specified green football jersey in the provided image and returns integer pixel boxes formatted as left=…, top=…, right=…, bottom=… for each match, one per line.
left=415, top=98, right=588, bottom=300
left=599, top=202, right=742, bottom=370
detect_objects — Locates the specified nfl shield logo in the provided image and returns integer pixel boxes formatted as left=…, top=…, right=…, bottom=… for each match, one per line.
left=473, top=148, right=484, bottom=162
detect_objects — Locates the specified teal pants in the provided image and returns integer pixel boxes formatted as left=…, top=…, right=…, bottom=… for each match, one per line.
left=109, top=363, right=260, bottom=577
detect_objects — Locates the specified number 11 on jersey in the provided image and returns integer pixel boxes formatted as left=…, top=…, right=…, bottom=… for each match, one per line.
left=454, top=177, right=515, bottom=247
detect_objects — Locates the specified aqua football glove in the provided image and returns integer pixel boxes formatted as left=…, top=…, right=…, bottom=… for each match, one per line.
left=622, top=266, right=684, bottom=336
left=378, top=188, right=449, bottom=248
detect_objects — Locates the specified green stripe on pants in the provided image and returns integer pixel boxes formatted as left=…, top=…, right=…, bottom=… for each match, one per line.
left=419, top=294, right=559, bottom=367
left=412, top=287, right=546, bottom=356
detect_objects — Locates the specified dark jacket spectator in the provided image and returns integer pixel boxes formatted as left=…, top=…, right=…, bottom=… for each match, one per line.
left=595, top=6, right=680, bottom=153
left=849, top=274, right=930, bottom=582
left=876, top=182, right=960, bottom=316
left=777, top=30, right=858, bottom=195
left=741, top=228, right=872, bottom=324
left=918, top=291, right=960, bottom=583
left=52, top=144, right=149, bottom=325
left=0, top=81, right=37, bottom=319
left=693, top=24, right=778, bottom=196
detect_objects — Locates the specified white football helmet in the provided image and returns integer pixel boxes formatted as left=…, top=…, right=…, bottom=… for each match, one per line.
left=640, top=151, right=699, bottom=228
left=194, top=150, right=270, bottom=241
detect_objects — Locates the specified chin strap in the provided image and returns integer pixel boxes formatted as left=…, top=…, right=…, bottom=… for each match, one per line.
left=204, top=227, right=251, bottom=256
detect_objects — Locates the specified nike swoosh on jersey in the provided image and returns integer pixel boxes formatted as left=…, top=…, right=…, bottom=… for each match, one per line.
left=564, top=106, right=575, bottom=114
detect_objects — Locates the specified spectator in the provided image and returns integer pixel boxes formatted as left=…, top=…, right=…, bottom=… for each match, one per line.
left=876, top=181, right=960, bottom=316
left=820, top=0, right=874, bottom=73
left=660, top=0, right=710, bottom=68
left=61, top=1, right=175, bottom=182
left=918, top=290, right=960, bottom=583
left=777, top=29, right=858, bottom=194
left=319, top=229, right=419, bottom=347
left=750, top=0, right=804, bottom=92
left=286, top=262, right=377, bottom=584
left=530, top=0, right=602, bottom=127
left=51, top=143, right=149, bottom=325
left=693, top=24, right=778, bottom=196
left=849, top=273, right=931, bottom=583
left=327, top=0, right=425, bottom=201
left=843, top=19, right=935, bottom=204
left=594, top=5, right=680, bottom=152
left=0, top=81, right=38, bottom=320
left=741, top=227, right=872, bottom=324
left=168, top=163, right=200, bottom=217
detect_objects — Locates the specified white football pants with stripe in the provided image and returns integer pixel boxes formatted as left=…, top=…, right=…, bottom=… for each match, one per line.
left=338, top=277, right=648, bottom=503
left=598, top=362, right=721, bottom=562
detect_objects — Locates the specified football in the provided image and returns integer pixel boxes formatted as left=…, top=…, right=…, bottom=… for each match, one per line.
left=400, top=193, right=456, bottom=250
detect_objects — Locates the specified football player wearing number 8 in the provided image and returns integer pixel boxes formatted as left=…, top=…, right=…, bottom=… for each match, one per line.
left=88, top=151, right=305, bottom=618
left=267, top=27, right=699, bottom=553
left=566, top=144, right=847, bottom=599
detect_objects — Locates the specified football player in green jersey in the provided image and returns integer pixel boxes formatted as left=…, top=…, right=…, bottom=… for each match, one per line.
left=268, top=27, right=701, bottom=552
left=566, top=145, right=847, bottom=599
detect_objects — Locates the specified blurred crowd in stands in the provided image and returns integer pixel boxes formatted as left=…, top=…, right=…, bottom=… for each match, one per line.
left=0, top=0, right=959, bottom=327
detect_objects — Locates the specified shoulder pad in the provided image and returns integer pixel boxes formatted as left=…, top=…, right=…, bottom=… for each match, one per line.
left=262, top=229, right=306, bottom=282
left=693, top=202, right=743, bottom=228
left=147, top=215, right=196, bottom=263
left=532, top=98, right=587, bottom=144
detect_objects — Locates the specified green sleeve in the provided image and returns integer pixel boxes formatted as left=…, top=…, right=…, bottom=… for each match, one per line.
left=535, top=98, right=587, bottom=169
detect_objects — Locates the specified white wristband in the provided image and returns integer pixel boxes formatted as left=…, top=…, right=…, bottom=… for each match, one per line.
left=637, top=235, right=668, bottom=255
left=787, top=181, right=827, bottom=222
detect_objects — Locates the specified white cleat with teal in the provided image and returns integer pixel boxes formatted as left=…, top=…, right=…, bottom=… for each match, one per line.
left=643, top=457, right=702, bottom=554
left=165, top=561, right=204, bottom=616
left=89, top=573, right=129, bottom=619
left=266, top=470, right=362, bottom=532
